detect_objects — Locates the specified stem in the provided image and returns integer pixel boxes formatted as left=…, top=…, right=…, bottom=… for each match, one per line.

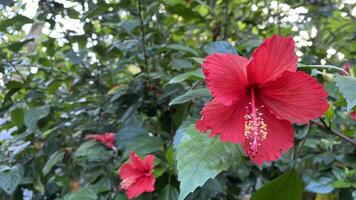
left=138, top=0, right=150, bottom=81
left=293, top=126, right=310, bottom=168
left=311, top=119, right=356, bottom=145
left=222, top=0, right=229, bottom=40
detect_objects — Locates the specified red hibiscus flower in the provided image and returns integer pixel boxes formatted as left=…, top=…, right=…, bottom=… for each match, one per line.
left=86, top=132, right=116, bottom=149
left=350, top=111, right=356, bottom=122
left=196, top=35, right=329, bottom=165
left=118, top=151, right=155, bottom=199
left=341, top=63, right=352, bottom=75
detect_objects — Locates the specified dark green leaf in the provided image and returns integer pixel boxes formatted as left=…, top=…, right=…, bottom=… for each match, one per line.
left=42, top=150, right=65, bottom=176
left=24, top=105, right=51, bottom=131
left=8, top=38, right=34, bottom=52
left=169, top=88, right=210, bottom=106
left=168, top=69, right=204, bottom=84
left=252, top=170, right=303, bottom=200
left=169, top=59, right=193, bottom=69
left=125, top=135, right=163, bottom=155
left=64, top=187, right=97, bottom=200
left=0, top=15, right=33, bottom=31
left=158, top=185, right=179, bottom=200
left=116, top=116, right=147, bottom=150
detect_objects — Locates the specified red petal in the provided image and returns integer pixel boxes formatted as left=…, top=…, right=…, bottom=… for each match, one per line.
left=196, top=97, right=249, bottom=143
left=202, top=53, right=249, bottom=105
left=143, top=155, right=155, bottom=172
left=259, top=71, right=329, bottom=123
left=247, top=35, right=297, bottom=85
left=129, top=151, right=147, bottom=172
left=125, top=175, right=155, bottom=199
left=118, top=163, right=142, bottom=179
left=243, top=106, right=294, bottom=165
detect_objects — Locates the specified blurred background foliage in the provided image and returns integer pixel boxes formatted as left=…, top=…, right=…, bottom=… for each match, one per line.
left=0, top=0, right=355, bottom=200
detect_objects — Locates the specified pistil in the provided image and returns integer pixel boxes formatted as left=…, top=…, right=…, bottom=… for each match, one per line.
left=244, top=88, right=267, bottom=157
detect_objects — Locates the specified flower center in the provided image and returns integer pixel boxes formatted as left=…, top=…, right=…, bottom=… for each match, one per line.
left=244, top=88, right=267, bottom=158
left=120, top=177, right=136, bottom=189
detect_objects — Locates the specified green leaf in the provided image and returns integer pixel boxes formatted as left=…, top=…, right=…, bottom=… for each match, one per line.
left=169, top=88, right=210, bottom=106
left=8, top=38, right=34, bottom=52
left=10, top=107, right=25, bottom=127
left=170, top=59, right=193, bottom=69
left=166, top=44, right=199, bottom=56
left=0, top=15, right=33, bottom=31
left=332, top=179, right=352, bottom=188
left=64, top=187, right=97, bottom=200
left=335, top=75, right=356, bottom=111
left=176, top=125, right=241, bottom=200
left=42, top=150, right=65, bottom=176
left=24, top=105, right=51, bottom=131
left=116, top=116, right=147, bottom=150
left=125, top=135, right=163, bottom=155
left=324, top=104, right=334, bottom=123
left=0, top=164, right=24, bottom=195
left=74, top=141, right=111, bottom=164
left=203, top=41, right=237, bottom=55
left=168, top=69, right=204, bottom=84
left=298, top=64, right=347, bottom=74
left=158, top=185, right=179, bottom=200
left=251, top=170, right=303, bottom=200
left=165, top=146, right=175, bottom=166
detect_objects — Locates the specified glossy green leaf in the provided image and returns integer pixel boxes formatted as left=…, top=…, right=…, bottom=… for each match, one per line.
left=158, top=185, right=179, bottom=200
left=42, top=150, right=65, bottom=176
left=64, top=187, right=97, bottom=200
left=251, top=170, right=303, bottom=200
left=176, top=125, right=241, bottom=200
left=170, top=58, right=193, bottom=69
left=24, top=105, right=51, bottom=131
left=169, top=88, right=210, bottom=106
left=203, top=41, right=237, bottom=55
left=0, top=164, right=24, bottom=195
left=168, top=69, right=204, bottom=84
left=335, top=75, right=356, bottom=111
left=0, top=15, right=33, bottom=31
left=125, top=135, right=163, bottom=155
left=8, top=38, right=34, bottom=52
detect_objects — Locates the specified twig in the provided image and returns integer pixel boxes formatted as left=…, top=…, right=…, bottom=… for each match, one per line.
left=138, top=0, right=150, bottom=81
left=311, top=119, right=356, bottom=145
left=293, top=126, right=310, bottom=168
left=7, top=60, right=30, bottom=88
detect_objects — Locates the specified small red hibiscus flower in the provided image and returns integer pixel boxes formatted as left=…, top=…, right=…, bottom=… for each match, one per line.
left=118, top=151, right=155, bottom=199
left=86, top=132, right=116, bottom=149
left=196, top=35, right=329, bottom=165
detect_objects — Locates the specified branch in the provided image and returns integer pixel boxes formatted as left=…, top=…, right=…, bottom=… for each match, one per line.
left=138, top=0, right=150, bottom=80
left=311, top=119, right=356, bottom=145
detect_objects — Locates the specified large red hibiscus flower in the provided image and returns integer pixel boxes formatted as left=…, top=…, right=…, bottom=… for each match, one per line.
left=118, top=151, right=155, bottom=199
left=196, top=35, right=329, bottom=165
